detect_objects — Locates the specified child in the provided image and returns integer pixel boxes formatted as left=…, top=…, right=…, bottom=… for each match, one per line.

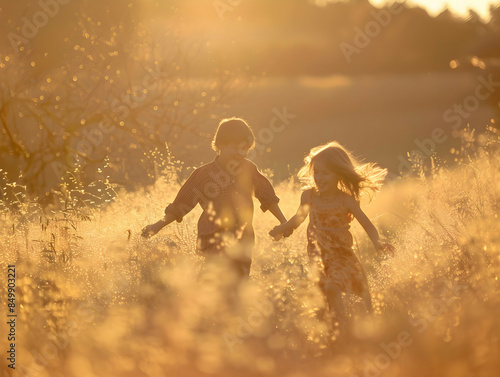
left=269, top=141, right=394, bottom=341
left=142, top=117, right=287, bottom=278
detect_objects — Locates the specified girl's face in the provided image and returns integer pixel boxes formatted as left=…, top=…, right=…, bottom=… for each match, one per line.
left=313, top=159, right=338, bottom=193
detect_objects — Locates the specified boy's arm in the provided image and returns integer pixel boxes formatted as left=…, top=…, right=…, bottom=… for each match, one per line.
left=164, top=169, right=202, bottom=222
left=251, top=163, right=281, bottom=212
left=267, top=203, right=287, bottom=224
left=141, top=212, right=178, bottom=238
left=142, top=169, right=202, bottom=239
left=270, top=191, right=311, bottom=238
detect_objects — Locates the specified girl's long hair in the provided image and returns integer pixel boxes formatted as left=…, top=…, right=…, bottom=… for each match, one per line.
left=298, top=141, right=387, bottom=201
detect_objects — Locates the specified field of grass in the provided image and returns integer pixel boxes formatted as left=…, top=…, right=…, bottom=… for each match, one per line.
left=1, top=127, right=500, bottom=377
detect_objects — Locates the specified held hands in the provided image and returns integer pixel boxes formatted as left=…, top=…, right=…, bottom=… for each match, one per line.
left=268, top=225, right=283, bottom=241
left=269, top=223, right=294, bottom=241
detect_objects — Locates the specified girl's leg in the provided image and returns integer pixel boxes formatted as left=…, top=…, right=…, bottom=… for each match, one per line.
left=324, top=284, right=350, bottom=344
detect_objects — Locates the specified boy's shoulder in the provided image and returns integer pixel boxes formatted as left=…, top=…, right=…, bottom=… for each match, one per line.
left=230, top=158, right=260, bottom=174
left=191, top=158, right=220, bottom=173
left=181, top=160, right=216, bottom=182
left=194, top=161, right=214, bottom=171
left=242, top=158, right=259, bottom=170
left=189, top=157, right=257, bottom=176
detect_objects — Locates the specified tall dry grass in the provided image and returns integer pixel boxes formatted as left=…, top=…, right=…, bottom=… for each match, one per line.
left=1, top=127, right=499, bottom=377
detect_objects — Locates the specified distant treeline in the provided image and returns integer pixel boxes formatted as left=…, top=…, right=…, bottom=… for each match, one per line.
left=194, top=0, right=500, bottom=75
left=2, top=0, right=499, bottom=76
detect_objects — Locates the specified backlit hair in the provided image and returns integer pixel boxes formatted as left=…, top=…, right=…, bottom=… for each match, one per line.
left=298, top=141, right=387, bottom=200
left=211, top=117, right=256, bottom=152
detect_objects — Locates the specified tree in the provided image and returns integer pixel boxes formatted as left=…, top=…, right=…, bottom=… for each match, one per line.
left=0, top=0, right=241, bottom=197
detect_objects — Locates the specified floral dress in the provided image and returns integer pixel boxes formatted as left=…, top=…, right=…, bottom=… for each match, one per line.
left=306, top=189, right=371, bottom=307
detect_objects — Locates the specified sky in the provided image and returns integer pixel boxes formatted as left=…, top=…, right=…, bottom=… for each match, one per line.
left=368, top=0, right=500, bottom=20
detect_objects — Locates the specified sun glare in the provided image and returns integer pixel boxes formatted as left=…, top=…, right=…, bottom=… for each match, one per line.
left=369, top=0, right=499, bottom=20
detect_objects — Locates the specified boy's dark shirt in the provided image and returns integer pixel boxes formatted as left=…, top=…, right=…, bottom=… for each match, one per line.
left=165, top=156, right=279, bottom=246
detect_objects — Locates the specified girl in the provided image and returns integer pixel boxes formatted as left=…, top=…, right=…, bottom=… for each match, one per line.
left=142, top=117, right=288, bottom=278
left=269, top=141, right=394, bottom=341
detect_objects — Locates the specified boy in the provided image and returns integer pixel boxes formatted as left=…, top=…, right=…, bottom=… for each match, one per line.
left=142, top=118, right=287, bottom=277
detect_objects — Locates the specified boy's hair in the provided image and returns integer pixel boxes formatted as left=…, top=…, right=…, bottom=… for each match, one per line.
left=298, top=141, right=387, bottom=200
left=211, top=117, right=256, bottom=152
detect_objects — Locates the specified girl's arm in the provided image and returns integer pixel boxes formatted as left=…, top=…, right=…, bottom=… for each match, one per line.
left=269, top=190, right=311, bottom=239
left=344, top=196, right=394, bottom=253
